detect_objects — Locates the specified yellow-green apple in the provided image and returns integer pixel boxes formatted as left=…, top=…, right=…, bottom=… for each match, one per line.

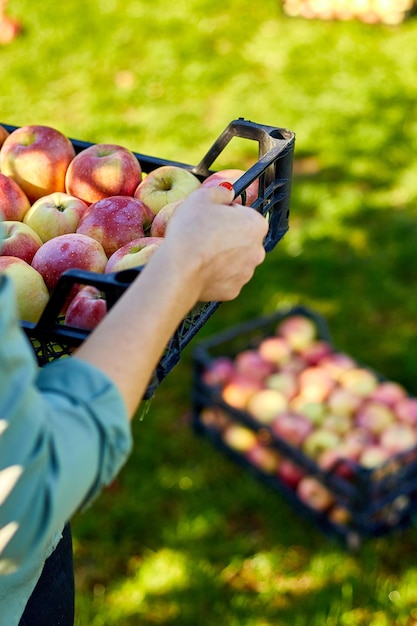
left=359, top=445, right=391, bottom=469
left=105, top=236, right=164, bottom=273
left=134, top=165, right=201, bottom=215
left=302, top=428, right=341, bottom=459
left=221, top=373, right=263, bottom=410
left=321, top=413, right=352, bottom=436
left=31, top=233, right=108, bottom=291
left=234, top=349, right=275, bottom=381
left=354, top=400, right=395, bottom=435
left=257, top=335, right=292, bottom=367
left=65, top=143, right=142, bottom=205
left=202, top=356, right=235, bottom=388
left=222, top=423, right=258, bottom=453
left=23, top=192, right=88, bottom=243
left=64, top=285, right=107, bottom=331
left=339, top=367, right=379, bottom=397
left=0, top=220, right=43, bottom=263
left=0, top=172, right=31, bottom=221
left=380, top=423, right=417, bottom=456
left=393, top=397, right=417, bottom=426
left=265, top=371, right=298, bottom=400
left=77, top=195, right=153, bottom=257
left=0, top=125, right=76, bottom=202
left=0, top=125, right=9, bottom=148
left=0, top=256, right=49, bottom=322
left=201, top=168, right=259, bottom=206
left=246, top=388, right=288, bottom=424
left=296, top=476, right=335, bottom=513
left=289, top=396, right=327, bottom=425
left=277, top=315, right=317, bottom=351
left=149, top=199, right=183, bottom=237
left=270, top=411, right=314, bottom=447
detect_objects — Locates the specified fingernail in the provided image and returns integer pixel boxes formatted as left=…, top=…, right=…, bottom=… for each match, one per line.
left=219, top=181, right=234, bottom=191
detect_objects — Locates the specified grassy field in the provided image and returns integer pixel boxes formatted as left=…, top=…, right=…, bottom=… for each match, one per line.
left=3, top=0, right=417, bottom=624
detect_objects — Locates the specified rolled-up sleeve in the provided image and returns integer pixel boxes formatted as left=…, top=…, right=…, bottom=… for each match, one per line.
left=0, top=274, right=132, bottom=573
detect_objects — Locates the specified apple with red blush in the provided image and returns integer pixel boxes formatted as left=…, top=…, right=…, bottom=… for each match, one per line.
left=149, top=199, right=183, bottom=237
left=299, top=339, right=333, bottom=366
left=394, top=397, right=417, bottom=426
left=134, top=165, right=201, bottom=215
left=339, top=367, right=379, bottom=397
left=289, top=396, right=327, bottom=426
left=221, top=373, right=263, bottom=410
left=245, top=443, right=280, bottom=474
left=355, top=400, right=395, bottom=436
left=246, top=388, right=288, bottom=424
left=276, top=314, right=317, bottom=351
left=257, top=335, right=292, bottom=367
left=296, top=476, right=335, bottom=513
left=200, top=168, right=259, bottom=206
left=0, top=256, right=49, bottom=323
left=369, top=381, right=407, bottom=407
left=326, top=386, right=363, bottom=417
left=105, top=237, right=164, bottom=273
left=265, top=370, right=299, bottom=400
left=379, top=423, right=417, bottom=456
left=319, top=352, right=357, bottom=380
left=276, top=458, right=306, bottom=489
left=1, top=220, right=42, bottom=264
left=0, top=125, right=9, bottom=148
left=270, top=411, right=314, bottom=448
left=64, top=285, right=107, bottom=331
left=302, top=428, right=341, bottom=460
left=297, top=366, right=335, bottom=402
left=24, top=192, right=88, bottom=242
left=65, top=142, right=142, bottom=205
left=202, top=356, right=236, bottom=388
left=0, top=172, right=31, bottom=221
left=234, top=349, right=275, bottom=381
left=0, top=125, right=76, bottom=202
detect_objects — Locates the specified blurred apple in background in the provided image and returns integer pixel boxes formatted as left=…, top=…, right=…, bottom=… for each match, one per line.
left=270, top=411, right=314, bottom=447
left=277, top=458, right=306, bottom=489
left=319, top=352, right=357, bottom=380
left=0, top=256, right=49, bottom=323
left=0, top=172, right=31, bottom=221
left=289, top=396, right=327, bottom=426
left=369, top=381, right=407, bottom=407
left=134, top=165, right=201, bottom=215
left=380, top=423, right=417, bottom=456
left=355, top=400, right=395, bottom=435
left=77, top=196, right=151, bottom=257
left=302, top=428, right=341, bottom=459
left=31, top=233, right=108, bottom=291
left=265, top=370, right=298, bottom=400
left=277, top=314, right=317, bottom=351
left=65, top=143, right=142, bottom=205
left=297, top=366, right=335, bottom=402
left=234, top=349, right=275, bottom=381
left=339, top=367, right=379, bottom=397
left=150, top=199, right=183, bottom=237
left=64, top=285, right=107, bottom=331
left=394, top=397, right=417, bottom=426
left=246, top=388, right=288, bottom=424
left=326, top=386, right=363, bottom=417
left=24, top=192, right=88, bottom=242
left=221, top=373, right=263, bottom=410
left=200, top=168, right=259, bottom=206
left=0, top=220, right=43, bottom=263
left=246, top=443, right=280, bottom=474
left=0, top=125, right=76, bottom=202
left=202, top=356, right=235, bottom=388
left=258, top=335, right=292, bottom=367
left=359, top=445, right=391, bottom=469
left=105, top=237, right=164, bottom=273
left=296, top=476, right=335, bottom=513
left=299, top=339, right=333, bottom=366
left=222, top=423, right=258, bottom=453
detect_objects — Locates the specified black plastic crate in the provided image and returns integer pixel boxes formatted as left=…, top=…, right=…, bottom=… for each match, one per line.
left=192, top=306, right=417, bottom=548
left=2, top=118, right=295, bottom=397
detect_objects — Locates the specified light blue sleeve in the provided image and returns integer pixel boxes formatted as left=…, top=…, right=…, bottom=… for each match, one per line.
left=0, top=274, right=133, bottom=574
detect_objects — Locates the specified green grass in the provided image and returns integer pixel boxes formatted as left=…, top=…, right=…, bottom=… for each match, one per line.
left=4, top=0, right=417, bottom=623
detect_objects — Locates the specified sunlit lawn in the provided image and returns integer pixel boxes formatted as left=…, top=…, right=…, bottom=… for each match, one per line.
left=3, top=0, right=417, bottom=623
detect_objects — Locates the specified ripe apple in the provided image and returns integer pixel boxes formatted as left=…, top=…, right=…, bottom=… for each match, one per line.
left=234, top=349, right=275, bottom=381
left=202, top=356, right=236, bottom=388
left=302, top=428, right=341, bottom=459
left=65, top=143, right=143, bottom=205
left=149, top=199, right=183, bottom=237
left=31, top=233, right=108, bottom=291
left=0, top=256, right=49, bottom=323
left=276, top=314, right=317, bottom=351
left=0, top=125, right=76, bottom=202
left=0, top=172, right=31, bottom=221
left=134, top=165, right=201, bottom=215
left=76, top=195, right=153, bottom=257
left=270, top=411, right=314, bottom=448
left=359, top=445, right=391, bottom=469
left=64, top=285, right=107, bottom=331
left=299, top=339, right=333, bottom=366
left=380, top=423, right=417, bottom=456
left=246, top=443, right=280, bottom=474
left=257, top=335, right=292, bottom=367
left=289, top=396, right=327, bottom=425
left=0, top=125, right=9, bottom=148
left=246, top=388, right=288, bottom=424
left=321, top=413, right=352, bottom=436
left=326, top=386, right=363, bottom=417
left=222, top=423, right=258, bottom=453
left=296, top=476, right=335, bottom=513
left=297, top=366, right=335, bottom=402
left=369, top=381, right=407, bottom=407
left=0, top=220, right=43, bottom=263
left=317, top=443, right=359, bottom=480
left=198, top=406, right=231, bottom=431
left=200, top=168, right=259, bottom=206
left=105, top=236, right=164, bottom=273
left=24, top=192, right=89, bottom=242
left=276, top=458, right=306, bottom=489
left=339, top=367, right=379, bottom=397
left=394, top=397, right=417, bottom=426
left=355, top=400, right=395, bottom=435
left=319, top=352, right=357, bottom=380
left=265, top=371, right=298, bottom=400
left=221, top=373, right=263, bottom=410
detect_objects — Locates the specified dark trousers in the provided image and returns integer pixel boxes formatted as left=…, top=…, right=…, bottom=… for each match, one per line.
left=19, top=524, right=75, bottom=626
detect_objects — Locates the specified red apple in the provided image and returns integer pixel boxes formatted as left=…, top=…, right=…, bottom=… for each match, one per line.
left=257, top=335, right=292, bottom=366
left=297, top=366, right=335, bottom=402
left=221, top=373, right=263, bottom=410
left=270, top=411, right=314, bottom=447
left=276, top=314, right=317, bottom=351
left=339, top=367, right=379, bottom=397
left=76, top=196, right=152, bottom=257
left=0, top=125, right=76, bottom=202
left=394, top=397, right=417, bottom=426
left=200, top=168, right=259, bottom=206
left=276, top=458, right=306, bottom=489
left=302, top=428, right=341, bottom=459
left=0, top=256, right=49, bottom=322
left=234, top=349, right=276, bottom=381
left=317, top=443, right=359, bottom=480
left=0, top=172, right=31, bottom=221
left=149, top=199, right=183, bottom=237
left=134, top=165, right=201, bottom=215
left=300, top=339, right=333, bottom=366
left=296, top=476, right=335, bottom=512
left=355, top=400, right=395, bottom=436
left=319, top=352, right=357, bottom=381
left=31, top=233, right=108, bottom=291
left=202, top=357, right=236, bottom=388
left=23, top=192, right=88, bottom=242
left=246, top=388, right=288, bottom=424
left=65, top=143, right=142, bottom=205
left=64, top=285, right=107, bottom=331
left=0, top=220, right=43, bottom=263
left=369, top=381, right=408, bottom=407
left=105, top=236, right=164, bottom=273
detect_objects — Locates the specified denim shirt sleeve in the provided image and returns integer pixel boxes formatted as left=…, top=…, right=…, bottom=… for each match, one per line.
left=0, top=274, right=132, bottom=574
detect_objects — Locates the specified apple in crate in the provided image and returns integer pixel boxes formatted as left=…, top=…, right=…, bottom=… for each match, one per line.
left=369, top=380, right=407, bottom=407
left=202, top=356, right=235, bottom=388
left=380, top=423, right=417, bottom=456
left=222, top=423, right=258, bottom=453
left=0, top=172, right=31, bottom=221
left=0, top=220, right=43, bottom=264
left=134, top=165, right=201, bottom=215
left=270, top=411, right=314, bottom=448
left=234, top=349, right=275, bottom=381
left=339, top=367, right=379, bottom=397
left=0, top=256, right=49, bottom=323
left=0, top=125, right=76, bottom=202
left=105, top=237, right=164, bottom=273
left=150, top=199, right=183, bottom=237
left=258, top=335, right=292, bottom=367
left=246, top=443, right=280, bottom=474
left=355, top=400, right=395, bottom=436
left=24, top=192, right=89, bottom=242
left=65, top=285, right=107, bottom=331
left=221, top=373, right=263, bottom=410
left=277, top=458, right=306, bottom=489
left=77, top=196, right=153, bottom=257
left=246, top=388, right=288, bottom=424
left=394, top=397, right=417, bottom=426
left=296, top=476, right=335, bottom=513
left=31, top=233, right=108, bottom=291
left=276, top=314, right=317, bottom=351
left=65, top=143, right=143, bottom=205
left=200, top=168, right=259, bottom=206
